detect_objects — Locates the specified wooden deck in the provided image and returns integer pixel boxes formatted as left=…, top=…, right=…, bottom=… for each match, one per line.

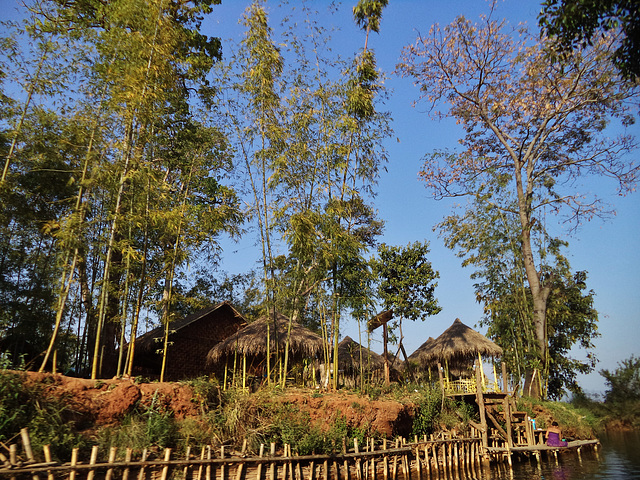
left=487, top=439, right=600, bottom=454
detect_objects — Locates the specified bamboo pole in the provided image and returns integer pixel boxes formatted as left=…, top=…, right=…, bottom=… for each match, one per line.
left=183, top=446, right=191, bottom=480
left=206, top=446, right=212, bottom=480
left=70, top=448, right=78, bottom=480
left=354, top=438, right=361, bottom=480
left=383, top=439, right=388, bottom=480
left=42, top=444, right=52, bottom=480
left=270, top=442, right=276, bottom=480
left=87, top=445, right=98, bottom=480
left=197, top=446, right=205, bottom=480
left=106, top=446, right=117, bottom=480
left=123, top=448, right=132, bottom=480
left=160, top=448, right=171, bottom=480
left=221, top=446, right=226, bottom=480
left=257, top=444, right=265, bottom=480
left=138, top=448, right=148, bottom=480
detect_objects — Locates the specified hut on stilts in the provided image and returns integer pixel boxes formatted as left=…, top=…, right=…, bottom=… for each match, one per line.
left=409, top=318, right=503, bottom=395
left=206, top=312, right=324, bottom=388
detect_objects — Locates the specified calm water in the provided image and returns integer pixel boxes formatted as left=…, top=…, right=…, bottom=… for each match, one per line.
left=472, top=430, right=640, bottom=480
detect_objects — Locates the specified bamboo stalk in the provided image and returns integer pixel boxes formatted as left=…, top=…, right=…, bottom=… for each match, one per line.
left=160, top=448, right=171, bottom=480
left=270, top=443, right=276, bottom=480
left=137, top=448, right=148, bottom=480
left=42, top=445, right=52, bottom=480
left=183, top=446, right=191, bottom=480
left=123, top=448, right=132, bottom=480
left=257, top=444, right=264, bottom=480
left=69, top=448, right=78, bottom=480
left=197, top=446, right=205, bottom=480
left=206, top=445, right=212, bottom=480
left=106, top=446, right=117, bottom=480
left=221, top=446, right=226, bottom=480
left=87, top=445, right=98, bottom=480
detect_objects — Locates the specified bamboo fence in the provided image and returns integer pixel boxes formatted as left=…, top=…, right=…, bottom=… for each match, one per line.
left=0, top=429, right=489, bottom=480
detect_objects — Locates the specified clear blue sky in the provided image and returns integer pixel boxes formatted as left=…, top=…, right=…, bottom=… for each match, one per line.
left=203, top=0, right=640, bottom=396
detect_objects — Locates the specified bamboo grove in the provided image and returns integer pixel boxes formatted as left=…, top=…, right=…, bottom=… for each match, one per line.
left=0, top=0, right=414, bottom=385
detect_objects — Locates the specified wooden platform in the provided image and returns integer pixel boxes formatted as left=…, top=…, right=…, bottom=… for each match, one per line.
left=486, top=439, right=600, bottom=454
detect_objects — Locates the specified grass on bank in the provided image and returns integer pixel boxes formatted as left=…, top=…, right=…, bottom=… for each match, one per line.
left=0, top=368, right=631, bottom=463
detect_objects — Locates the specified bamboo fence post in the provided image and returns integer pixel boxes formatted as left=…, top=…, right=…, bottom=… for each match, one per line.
left=430, top=444, right=437, bottom=477
left=160, top=448, right=171, bottom=480
left=402, top=439, right=410, bottom=480
left=206, top=445, right=212, bottom=480
left=413, top=446, right=421, bottom=480
left=237, top=440, right=247, bottom=480
left=257, top=444, right=265, bottom=480
left=369, top=438, right=376, bottom=480
left=70, top=448, right=78, bottom=480
left=269, top=442, right=276, bottom=480
left=220, top=445, right=226, bottom=480
left=323, top=459, right=328, bottom=480
left=20, top=428, right=35, bottom=463
left=197, top=446, right=205, bottom=480
left=342, top=438, right=348, bottom=480
left=354, top=438, right=361, bottom=480
left=87, top=445, right=99, bottom=480
left=308, top=456, right=315, bottom=480
left=42, top=444, right=52, bottom=480
left=382, top=439, right=388, bottom=480
left=123, top=448, right=132, bottom=480
left=391, top=439, right=398, bottom=480
left=296, top=453, right=303, bottom=480
left=422, top=443, right=429, bottom=478
left=454, top=442, right=459, bottom=472
left=283, top=444, right=290, bottom=480
left=183, top=446, right=191, bottom=480
left=138, top=448, right=148, bottom=480
left=106, top=446, right=117, bottom=480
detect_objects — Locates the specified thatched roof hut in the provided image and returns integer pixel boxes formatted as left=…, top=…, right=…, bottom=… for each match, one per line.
left=413, top=318, right=502, bottom=369
left=206, top=312, right=324, bottom=367
left=337, top=336, right=385, bottom=372
left=407, top=337, right=436, bottom=366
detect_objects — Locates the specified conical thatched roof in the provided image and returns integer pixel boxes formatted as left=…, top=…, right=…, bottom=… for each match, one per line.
left=407, top=337, right=436, bottom=365
left=337, top=336, right=385, bottom=372
left=206, top=312, right=324, bottom=365
left=413, top=318, right=502, bottom=366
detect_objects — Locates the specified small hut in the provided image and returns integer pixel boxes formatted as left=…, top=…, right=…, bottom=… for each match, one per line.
left=336, top=336, right=386, bottom=386
left=411, top=318, right=502, bottom=392
left=206, top=312, right=324, bottom=385
left=128, top=301, right=247, bottom=381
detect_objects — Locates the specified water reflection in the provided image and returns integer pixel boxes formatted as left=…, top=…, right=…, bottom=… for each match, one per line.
left=469, top=429, right=640, bottom=480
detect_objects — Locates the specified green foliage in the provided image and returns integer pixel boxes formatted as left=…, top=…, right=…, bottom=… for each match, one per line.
left=600, top=355, right=640, bottom=424
left=0, top=368, right=83, bottom=460
left=96, top=391, right=179, bottom=454
left=539, top=0, right=640, bottom=79
left=372, top=241, right=442, bottom=324
left=411, top=386, right=443, bottom=437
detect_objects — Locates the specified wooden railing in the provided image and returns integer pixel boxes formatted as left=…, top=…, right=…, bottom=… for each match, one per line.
left=0, top=429, right=488, bottom=480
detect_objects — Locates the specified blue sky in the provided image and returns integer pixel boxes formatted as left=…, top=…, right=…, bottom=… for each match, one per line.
left=202, top=0, right=640, bottom=396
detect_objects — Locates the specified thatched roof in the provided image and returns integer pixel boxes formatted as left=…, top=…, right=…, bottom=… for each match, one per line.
left=412, top=318, right=502, bottom=367
left=407, top=337, right=436, bottom=365
left=206, top=312, right=324, bottom=365
left=133, top=301, right=246, bottom=354
left=337, top=336, right=385, bottom=371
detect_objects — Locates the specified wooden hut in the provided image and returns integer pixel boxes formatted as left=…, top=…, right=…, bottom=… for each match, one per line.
left=411, top=318, right=502, bottom=393
left=129, top=302, right=247, bottom=381
left=206, top=312, right=324, bottom=385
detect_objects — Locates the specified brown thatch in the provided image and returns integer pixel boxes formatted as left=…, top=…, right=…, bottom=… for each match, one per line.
left=413, top=318, right=502, bottom=367
left=206, top=312, right=324, bottom=365
left=407, top=337, right=436, bottom=366
left=337, top=336, right=385, bottom=372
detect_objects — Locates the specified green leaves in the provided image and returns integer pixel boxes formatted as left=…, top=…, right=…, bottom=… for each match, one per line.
left=372, top=241, right=442, bottom=324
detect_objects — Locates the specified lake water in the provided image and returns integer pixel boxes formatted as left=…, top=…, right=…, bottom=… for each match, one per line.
left=473, top=430, right=640, bottom=480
